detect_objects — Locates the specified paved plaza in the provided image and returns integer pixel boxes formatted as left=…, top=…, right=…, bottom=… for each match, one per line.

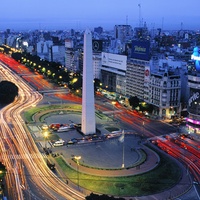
left=32, top=112, right=154, bottom=170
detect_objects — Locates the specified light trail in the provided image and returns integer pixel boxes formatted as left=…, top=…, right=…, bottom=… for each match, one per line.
left=0, top=61, right=85, bottom=199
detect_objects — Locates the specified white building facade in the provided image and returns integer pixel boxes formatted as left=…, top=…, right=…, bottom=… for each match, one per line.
left=148, top=69, right=181, bottom=119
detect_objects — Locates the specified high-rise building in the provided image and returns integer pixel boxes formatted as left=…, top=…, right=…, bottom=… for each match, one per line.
left=186, top=46, right=200, bottom=135
left=94, top=26, right=103, bottom=35
left=126, top=40, right=151, bottom=100
left=126, top=58, right=150, bottom=100
left=114, top=25, right=133, bottom=43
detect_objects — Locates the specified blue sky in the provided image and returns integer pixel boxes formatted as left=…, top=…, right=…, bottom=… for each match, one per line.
left=1, top=0, right=199, bottom=31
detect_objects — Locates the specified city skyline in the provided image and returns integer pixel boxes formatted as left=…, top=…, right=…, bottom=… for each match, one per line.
left=1, top=0, right=200, bottom=31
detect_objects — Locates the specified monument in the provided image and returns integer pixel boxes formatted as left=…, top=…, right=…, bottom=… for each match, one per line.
left=81, top=29, right=96, bottom=135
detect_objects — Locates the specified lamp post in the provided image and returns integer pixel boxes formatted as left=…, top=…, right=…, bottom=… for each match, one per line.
left=111, top=101, right=116, bottom=120
left=44, top=131, right=48, bottom=149
left=142, top=121, right=145, bottom=138
left=74, top=156, right=81, bottom=190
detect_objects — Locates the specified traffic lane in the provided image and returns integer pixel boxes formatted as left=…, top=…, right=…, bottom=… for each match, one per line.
left=144, top=120, right=177, bottom=136
left=114, top=111, right=177, bottom=137
left=152, top=136, right=200, bottom=180
left=96, top=97, right=177, bottom=137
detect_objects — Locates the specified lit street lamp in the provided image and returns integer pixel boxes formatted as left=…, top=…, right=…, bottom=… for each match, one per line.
left=111, top=101, right=116, bottom=120
left=43, top=131, right=49, bottom=149
left=74, top=156, right=81, bottom=190
left=142, top=121, right=145, bottom=138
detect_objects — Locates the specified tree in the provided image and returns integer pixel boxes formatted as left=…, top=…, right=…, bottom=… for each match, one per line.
left=11, top=52, right=22, bottom=61
left=0, top=81, right=18, bottom=105
left=85, top=193, right=125, bottom=200
left=94, top=78, right=101, bottom=91
left=129, top=96, right=139, bottom=109
left=146, top=104, right=154, bottom=113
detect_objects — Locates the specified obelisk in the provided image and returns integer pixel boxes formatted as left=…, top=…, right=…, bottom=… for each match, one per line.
left=81, top=29, right=96, bottom=135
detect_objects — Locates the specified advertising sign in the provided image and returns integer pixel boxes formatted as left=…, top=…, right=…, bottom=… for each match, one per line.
left=191, top=46, right=200, bottom=72
left=101, top=52, right=127, bottom=71
left=188, top=88, right=200, bottom=108
left=92, top=40, right=102, bottom=52
left=144, top=66, right=150, bottom=83
left=131, top=40, right=150, bottom=61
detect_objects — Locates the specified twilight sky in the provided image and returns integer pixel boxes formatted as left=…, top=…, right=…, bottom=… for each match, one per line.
left=1, top=0, right=199, bottom=31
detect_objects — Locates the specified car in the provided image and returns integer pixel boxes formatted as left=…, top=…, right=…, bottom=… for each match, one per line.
left=71, top=138, right=78, bottom=143
left=67, top=140, right=74, bottom=144
left=53, top=140, right=65, bottom=147
left=41, top=124, right=48, bottom=130
left=49, top=123, right=61, bottom=130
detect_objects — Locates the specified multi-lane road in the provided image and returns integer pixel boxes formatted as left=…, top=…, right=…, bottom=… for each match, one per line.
left=0, top=53, right=199, bottom=199
left=152, top=133, right=200, bottom=183
left=0, top=63, right=85, bottom=199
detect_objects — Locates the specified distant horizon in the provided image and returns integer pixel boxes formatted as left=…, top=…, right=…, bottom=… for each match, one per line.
left=1, top=0, right=200, bottom=32
left=1, top=19, right=199, bottom=33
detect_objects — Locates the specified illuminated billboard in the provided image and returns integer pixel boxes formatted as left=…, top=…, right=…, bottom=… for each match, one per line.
left=131, top=40, right=150, bottom=61
left=101, top=52, right=127, bottom=71
left=191, top=46, right=200, bottom=72
left=92, top=40, right=102, bottom=52
left=188, top=88, right=200, bottom=115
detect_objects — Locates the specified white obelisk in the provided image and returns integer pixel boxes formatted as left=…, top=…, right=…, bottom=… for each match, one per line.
left=81, top=29, right=96, bottom=135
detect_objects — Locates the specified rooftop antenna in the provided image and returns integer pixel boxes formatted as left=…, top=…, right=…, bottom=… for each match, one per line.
left=162, top=17, right=164, bottom=30
left=138, top=3, right=142, bottom=27
left=126, top=15, right=128, bottom=25
left=181, top=22, right=183, bottom=30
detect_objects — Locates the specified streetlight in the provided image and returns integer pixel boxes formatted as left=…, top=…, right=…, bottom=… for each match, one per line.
left=111, top=101, right=116, bottom=120
left=74, top=156, right=81, bottom=190
left=43, top=131, right=49, bottom=149
left=141, top=121, right=145, bottom=138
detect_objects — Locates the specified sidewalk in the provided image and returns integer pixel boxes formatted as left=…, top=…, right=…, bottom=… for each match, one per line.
left=65, top=144, right=159, bottom=177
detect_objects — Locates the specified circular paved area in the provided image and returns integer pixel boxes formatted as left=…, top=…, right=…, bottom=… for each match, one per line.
left=33, top=110, right=159, bottom=176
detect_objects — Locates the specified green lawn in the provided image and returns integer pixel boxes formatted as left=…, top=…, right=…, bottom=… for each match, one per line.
left=55, top=152, right=182, bottom=197
left=23, top=104, right=82, bottom=123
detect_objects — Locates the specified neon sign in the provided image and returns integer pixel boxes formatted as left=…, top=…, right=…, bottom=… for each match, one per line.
left=191, top=47, right=200, bottom=71
left=186, top=117, right=200, bottom=125
left=191, top=55, right=200, bottom=61
left=188, top=92, right=199, bottom=106
left=134, top=46, right=146, bottom=53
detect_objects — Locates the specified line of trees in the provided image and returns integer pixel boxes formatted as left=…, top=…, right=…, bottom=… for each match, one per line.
left=0, top=45, right=84, bottom=91
left=12, top=51, right=83, bottom=90
left=86, top=193, right=125, bottom=200
left=129, top=96, right=154, bottom=114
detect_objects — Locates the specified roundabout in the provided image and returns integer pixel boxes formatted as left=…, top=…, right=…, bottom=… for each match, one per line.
left=23, top=104, right=188, bottom=199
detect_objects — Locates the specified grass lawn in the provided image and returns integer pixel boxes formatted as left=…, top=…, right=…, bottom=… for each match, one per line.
left=23, top=104, right=82, bottom=123
left=55, top=151, right=182, bottom=197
